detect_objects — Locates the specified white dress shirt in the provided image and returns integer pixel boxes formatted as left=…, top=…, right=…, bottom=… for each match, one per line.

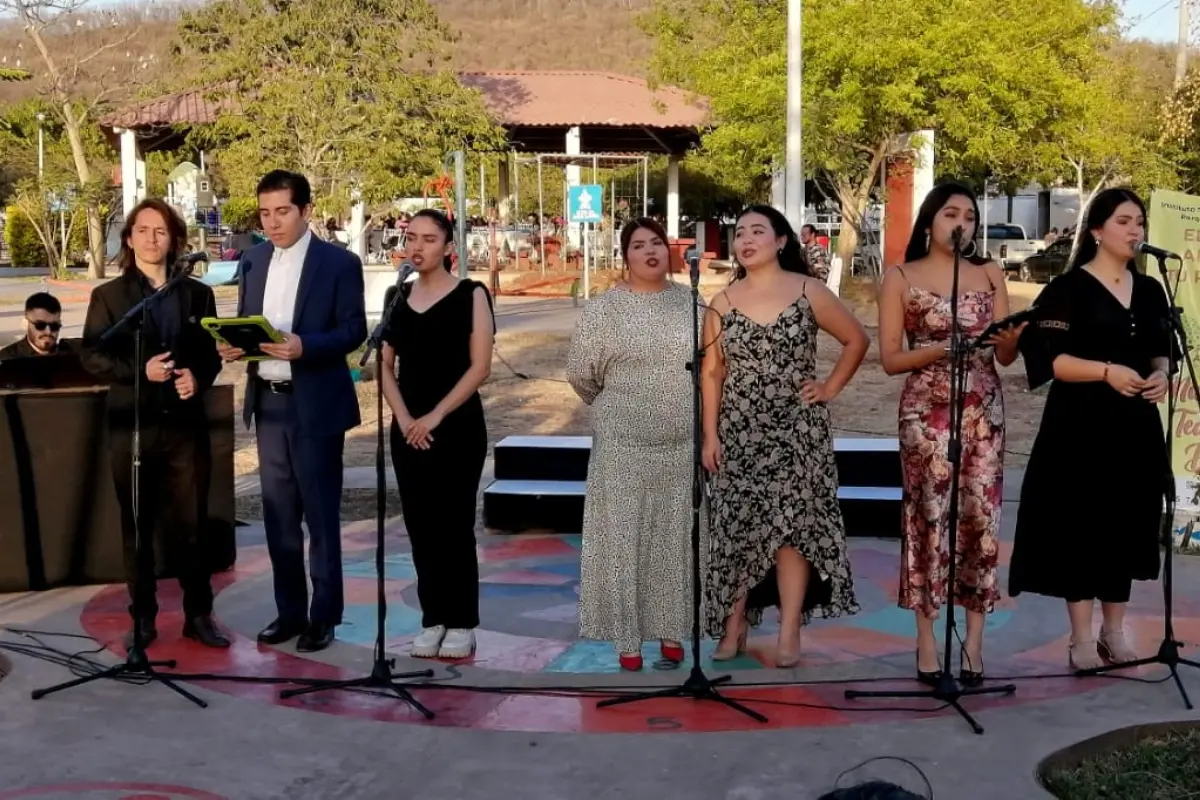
left=257, top=229, right=312, bottom=381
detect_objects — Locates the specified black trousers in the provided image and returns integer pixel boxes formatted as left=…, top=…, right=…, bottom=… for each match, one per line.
left=110, top=421, right=213, bottom=621
left=390, top=414, right=486, bottom=630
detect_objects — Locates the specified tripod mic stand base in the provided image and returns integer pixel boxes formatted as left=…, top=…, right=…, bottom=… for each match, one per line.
left=845, top=673, right=1016, bottom=735
left=1074, top=638, right=1200, bottom=710
left=278, top=658, right=436, bottom=719
left=31, top=646, right=208, bottom=708
left=595, top=665, right=768, bottom=723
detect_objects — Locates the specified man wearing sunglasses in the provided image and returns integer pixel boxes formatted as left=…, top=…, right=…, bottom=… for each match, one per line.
left=0, top=293, right=67, bottom=359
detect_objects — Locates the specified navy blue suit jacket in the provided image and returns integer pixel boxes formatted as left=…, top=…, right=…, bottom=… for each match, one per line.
left=237, top=235, right=367, bottom=435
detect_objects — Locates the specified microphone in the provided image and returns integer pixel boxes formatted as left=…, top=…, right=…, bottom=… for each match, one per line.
left=173, top=251, right=209, bottom=276
left=360, top=261, right=414, bottom=366
left=1135, top=241, right=1181, bottom=261
left=950, top=226, right=964, bottom=251
left=688, top=254, right=700, bottom=289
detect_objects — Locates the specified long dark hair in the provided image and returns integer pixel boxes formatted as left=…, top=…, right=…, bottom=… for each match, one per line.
left=1067, top=187, right=1145, bottom=273
left=732, top=204, right=810, bottom=281
left=619, top=217, right=669, bottom=262
left=118, top=198, right=188, bottom=275
left=410, top=208, right=455, bottom=272
left=904, top=182, right=988, bottom=266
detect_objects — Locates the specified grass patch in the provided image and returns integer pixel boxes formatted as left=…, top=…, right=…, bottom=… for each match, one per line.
left=1042, top=728, right=1200, bottom=799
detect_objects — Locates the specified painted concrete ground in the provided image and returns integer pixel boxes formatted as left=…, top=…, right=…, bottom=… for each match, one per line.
left=4, top=482, right=1200, bottom=798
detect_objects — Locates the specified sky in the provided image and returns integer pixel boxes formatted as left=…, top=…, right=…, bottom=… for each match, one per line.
left=1124, top=0, right=1185, bottom=42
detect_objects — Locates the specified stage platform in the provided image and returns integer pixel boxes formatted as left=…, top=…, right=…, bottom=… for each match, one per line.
left=2, top=465, right=1200, bottom=799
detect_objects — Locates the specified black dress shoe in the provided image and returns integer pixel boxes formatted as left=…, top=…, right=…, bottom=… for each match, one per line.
left=123, top=618, right=157, bottom=652
left=257, top=618, right=306, bottom=645
left=183, top=615, right=232, bottom=648
left=296, top=622, right=335, bottom=653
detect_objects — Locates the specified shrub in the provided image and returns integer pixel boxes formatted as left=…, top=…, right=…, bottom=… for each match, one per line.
left=3, top=206, right=47, bottom=269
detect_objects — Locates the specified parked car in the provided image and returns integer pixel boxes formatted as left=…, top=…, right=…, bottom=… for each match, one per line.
left=976, top=224, right=1044, bottom=272
left=1016, top=236, right=1072, bottom=283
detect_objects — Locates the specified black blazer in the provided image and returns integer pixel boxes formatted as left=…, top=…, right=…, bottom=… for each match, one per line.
left=81, top=270, right=222, bottom=430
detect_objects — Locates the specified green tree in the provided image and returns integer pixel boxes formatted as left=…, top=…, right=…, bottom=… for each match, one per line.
left=1162, top=67, right=1200, bottom=196
left=640, top=0, right=1126, bottom=269
left=169, top=0, right=506, bottom=219
left=2, top=0, right=150, bottom=278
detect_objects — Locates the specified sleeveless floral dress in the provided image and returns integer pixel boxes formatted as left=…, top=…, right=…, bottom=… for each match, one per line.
left=897, top=281, right=1004, bottom=616
left=704, top=291, right=859, bottom=637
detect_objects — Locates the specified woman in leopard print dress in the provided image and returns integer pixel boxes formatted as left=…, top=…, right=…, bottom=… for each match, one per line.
left=701, top=206, right=868, bottom=667
left=567, top=218, right=702, bottom=671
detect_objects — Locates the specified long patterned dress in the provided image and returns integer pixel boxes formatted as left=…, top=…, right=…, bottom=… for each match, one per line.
left=567, top=282, right=701, bottom=653
left=704, top=291, right=858, bottom=638
left=898, top=281, right=1004, bottom=617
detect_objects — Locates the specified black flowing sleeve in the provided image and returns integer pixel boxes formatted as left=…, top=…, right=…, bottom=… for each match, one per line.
left=1019, top=273, right=1075, bottom=390
left=1137, top=276, right=1180, bottom=372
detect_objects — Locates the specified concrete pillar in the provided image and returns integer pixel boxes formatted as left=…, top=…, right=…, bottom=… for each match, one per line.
left=118, top=128, right=145, bottom=216
left=566, top=126, right=581, bottom=248
left=349, top=192, right=367, bottom=262
left=666, top=156, right=680, bottom=239
left=498, top=155, right=512, bottom=225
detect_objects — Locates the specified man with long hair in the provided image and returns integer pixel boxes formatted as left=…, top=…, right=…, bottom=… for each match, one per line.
left=81, top=197, right=229, bottom=651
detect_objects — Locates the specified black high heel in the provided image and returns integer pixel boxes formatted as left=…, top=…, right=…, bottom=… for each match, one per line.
left=916, top=650, right=942, bottom=687
left=959, top=645, right=984, bottom=687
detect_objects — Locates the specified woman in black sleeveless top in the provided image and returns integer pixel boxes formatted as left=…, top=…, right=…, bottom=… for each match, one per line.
left=380, top=209, right=494, bottom=660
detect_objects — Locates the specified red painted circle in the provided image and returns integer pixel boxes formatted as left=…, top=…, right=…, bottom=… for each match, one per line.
left=72, top=539, right=1171, bottom=733
left=0, top=783, right=225, bottom=799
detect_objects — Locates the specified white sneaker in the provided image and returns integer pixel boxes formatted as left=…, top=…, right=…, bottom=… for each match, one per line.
left=438, top=628, right=476, bottom=659
left=410, top=625, right=446, bottom=658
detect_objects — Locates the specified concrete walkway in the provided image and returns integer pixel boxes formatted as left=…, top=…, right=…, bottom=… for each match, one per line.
left=3, top=467, right=1200, bottom=799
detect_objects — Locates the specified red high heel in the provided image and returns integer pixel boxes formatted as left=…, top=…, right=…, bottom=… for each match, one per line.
left=660, top=641, right=685, bottom=663
left=619, top=653, right=643, bottom=671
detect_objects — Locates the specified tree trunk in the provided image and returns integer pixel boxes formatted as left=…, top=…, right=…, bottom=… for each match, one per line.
left=85, top=205, right=105, bottom=279
left=1068, top=162, right=1086, bottom=268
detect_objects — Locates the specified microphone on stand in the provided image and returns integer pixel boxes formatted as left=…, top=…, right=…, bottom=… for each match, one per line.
left=688, top=254, right=701, bottom=289
left=361, top=261, right=415, bottom=367
left=1136, top=241, right=1182, bottom=262
left=950, top=226, right=964, bottom=252
left=172, top=251, right=209, bottom=277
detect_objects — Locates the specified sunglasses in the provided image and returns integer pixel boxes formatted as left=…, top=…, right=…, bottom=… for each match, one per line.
left=29, top=320, right=62, bottom=332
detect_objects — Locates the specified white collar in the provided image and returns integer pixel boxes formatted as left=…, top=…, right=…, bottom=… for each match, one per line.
left=276, top=229, right=312, bottom=256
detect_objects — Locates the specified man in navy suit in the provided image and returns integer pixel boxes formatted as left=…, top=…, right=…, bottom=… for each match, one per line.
left=217, top=170, right=366, bottom=652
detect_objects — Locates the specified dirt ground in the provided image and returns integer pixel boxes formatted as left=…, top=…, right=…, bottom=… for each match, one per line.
left=225, top=279, right=1048, bottom=487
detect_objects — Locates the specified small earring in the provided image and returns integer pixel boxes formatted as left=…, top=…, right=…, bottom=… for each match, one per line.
left=925, top=232, right=931, bottom=250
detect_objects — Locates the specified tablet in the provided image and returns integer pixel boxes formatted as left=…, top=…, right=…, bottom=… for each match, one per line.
left=972, top=307, right=1038, bottom=348
left=200, top=316, right=284, bottom=361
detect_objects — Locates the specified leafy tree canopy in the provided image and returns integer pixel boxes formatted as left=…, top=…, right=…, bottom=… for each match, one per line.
left=168, top=0, right=506, bottom=213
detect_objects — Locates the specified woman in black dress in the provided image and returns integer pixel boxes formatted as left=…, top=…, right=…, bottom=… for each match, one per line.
left=1010, top=188, right=1171, bottom=671
left=380, top=209, right=494, bottom=660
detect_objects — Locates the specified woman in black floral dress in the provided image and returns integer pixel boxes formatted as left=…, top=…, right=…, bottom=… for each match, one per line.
left=701, top=205, right=869, bottom=666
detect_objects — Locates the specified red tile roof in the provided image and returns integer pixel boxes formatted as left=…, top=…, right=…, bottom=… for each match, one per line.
left=102, top=71, right=708, bottom=131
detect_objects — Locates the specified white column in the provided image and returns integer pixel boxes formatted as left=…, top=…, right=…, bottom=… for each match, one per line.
left=911, top=129, right=936, bottom=228
left=666, top=156, right=680, bottom=239
left=349, top=191, right=367, bottom=262
left=566, top=126, right=582, bottom=249
left=784, top=0, right=804, bottom=231
left=119, top=128, right=144, bottom=216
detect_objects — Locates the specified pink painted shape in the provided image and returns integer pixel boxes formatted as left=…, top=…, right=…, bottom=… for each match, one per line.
left=480, top=569, right=573, bottom=586
left=479, top=536, right=576, bottom=563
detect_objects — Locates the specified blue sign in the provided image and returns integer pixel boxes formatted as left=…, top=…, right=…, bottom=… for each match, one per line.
left=568, top=184, right=604, bottom=224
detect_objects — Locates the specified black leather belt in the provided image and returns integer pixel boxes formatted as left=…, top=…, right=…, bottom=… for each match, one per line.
left=258, top=378, right=293, bottom=394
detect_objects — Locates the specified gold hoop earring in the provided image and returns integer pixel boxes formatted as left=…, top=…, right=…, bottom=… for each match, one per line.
left=962, top=240, right=978, bottom=258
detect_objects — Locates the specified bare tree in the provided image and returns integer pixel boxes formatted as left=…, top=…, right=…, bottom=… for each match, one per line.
left=1, top=0, right=153, bottom=278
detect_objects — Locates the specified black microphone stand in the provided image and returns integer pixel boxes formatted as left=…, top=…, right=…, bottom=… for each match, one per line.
left=596, top=257, right=766, bottom=723
left=845, top=229, right=1016, bottom=734
left=1074, top=253, right=1200, bottom=708
left=279, top=267, right=434, bottom=717
left=32, top=258, right=207, bottom=707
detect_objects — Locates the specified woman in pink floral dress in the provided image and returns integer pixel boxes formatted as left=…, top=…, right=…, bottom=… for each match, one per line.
left=877, top=183, right=1025, bottom=686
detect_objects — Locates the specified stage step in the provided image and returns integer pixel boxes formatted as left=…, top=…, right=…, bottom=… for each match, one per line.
left=493, top=434, right=902, bottom=487
left=482, top=480, right=902, bottom=539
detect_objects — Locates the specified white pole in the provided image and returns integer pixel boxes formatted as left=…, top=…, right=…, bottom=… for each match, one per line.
left=584, top=223, right=591, bottom=300
left=537, top=155, right=546, bottom=276
left=785, top=0, right=804, bottom=232
left=1177, top=0, right=1190, bottom=87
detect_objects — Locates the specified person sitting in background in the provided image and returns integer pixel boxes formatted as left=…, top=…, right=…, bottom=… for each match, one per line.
left=0, top=292, right=69, bottom=359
